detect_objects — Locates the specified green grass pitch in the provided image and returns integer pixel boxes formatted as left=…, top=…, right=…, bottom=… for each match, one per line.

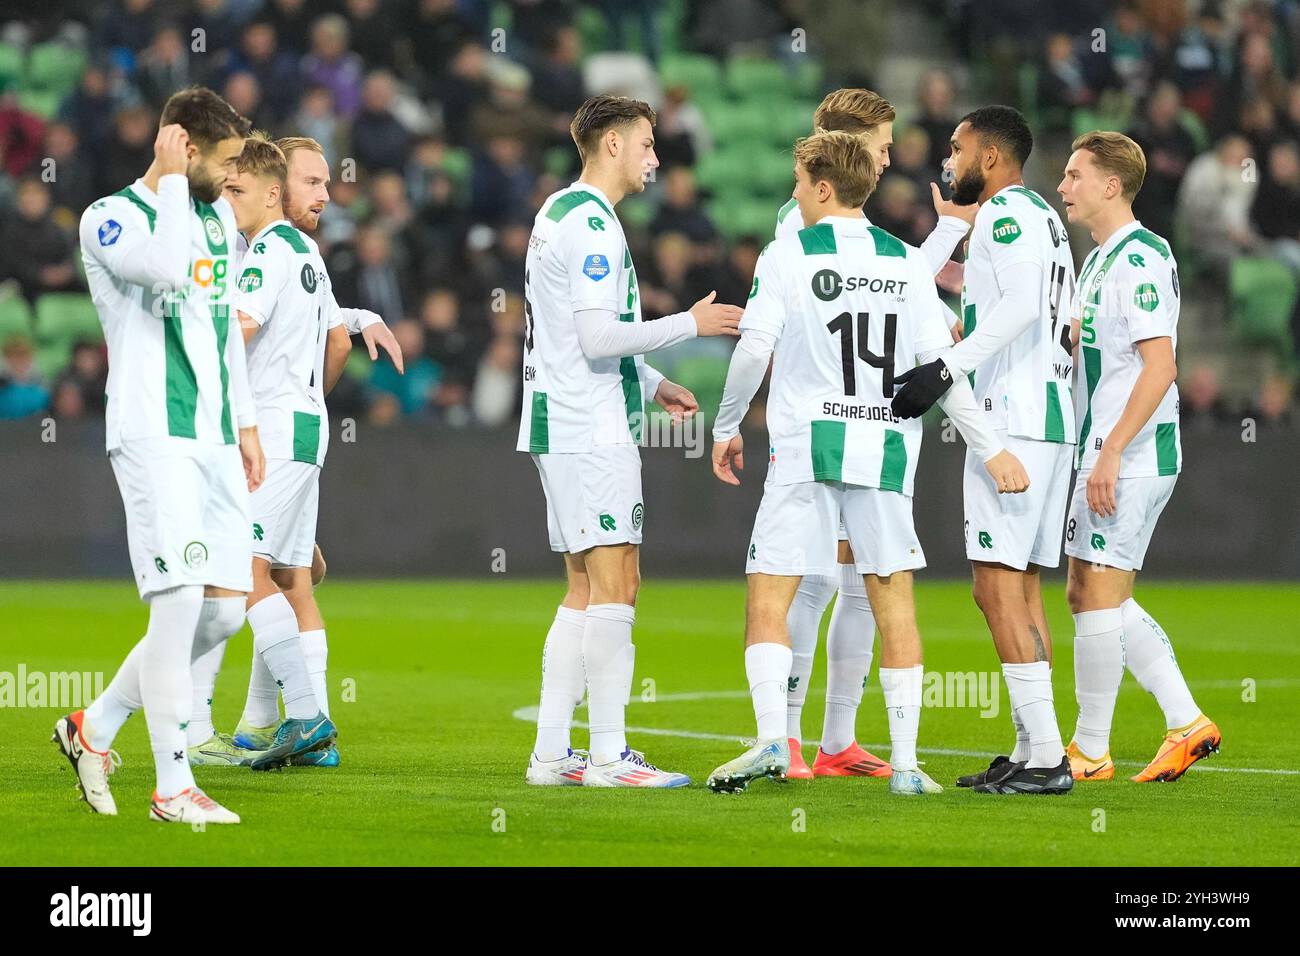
left=2, top=579, right=1297, bottom=867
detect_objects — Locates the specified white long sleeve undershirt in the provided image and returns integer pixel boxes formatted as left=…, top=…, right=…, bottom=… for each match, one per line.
left=339, top=307, right=382, bottom=335
left=225, top=310, right=256, bottom=428
left=918, top=346, right=1002, bottom=462
left=939, top=259, right=1043, bottom=376
left=121, top=174, right=192, bottom=292
left=920, top=215, right=972, bottom=275
left=573, top=307, right=697, bottom=360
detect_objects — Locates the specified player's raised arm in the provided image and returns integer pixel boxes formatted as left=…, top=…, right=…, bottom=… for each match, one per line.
left=79, top=124, right=193, bottom=293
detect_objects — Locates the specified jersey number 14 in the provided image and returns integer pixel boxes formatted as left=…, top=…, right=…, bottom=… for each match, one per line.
left=826, top=311, right=897, bottom=398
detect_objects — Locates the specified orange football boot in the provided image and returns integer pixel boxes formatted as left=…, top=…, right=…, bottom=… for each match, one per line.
left=1131, top=714, right=1221, bottom=783
left=786, top=738, right=814, bottom=779
left=1066, top=741, right=1114, bottom=780
left=812, top=741, right=891, bottom=777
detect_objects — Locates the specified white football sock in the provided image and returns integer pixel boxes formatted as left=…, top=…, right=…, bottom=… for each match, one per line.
left=583, top=603, right=635, bottom=765
left=247, top=593, right=318, bottom=721
left=534, top=606, right=586, bottom=760
left=878, top=665, right=923, bottom=771
left=300, top=628, right=329, bottom=719
left=138, top=585, right=204, bottom=798
left=84, top=637, right=146, bottom=752
left=242, top=647, right=280, bottom=727
left=745, top=641, right=793, bottom=742
left=785, top=574, right=834, bottom=741
left=187, top=597, right=245, bottom=746
left=822, top=563, right=874, bottom=754
left=1122, top=598, right=1199, bottom=728
left=1002, top=661, right=1064, bottom=768
left=1072, top=608, right=1124, bottom=759
left=1009, top=704, right=1031, bottom=762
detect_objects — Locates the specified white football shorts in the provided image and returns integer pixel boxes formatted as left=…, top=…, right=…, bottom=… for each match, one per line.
left=531, top=444, right=644, bottom=553
left=963, top=432, right=1074, bottom=570
left=1063, top=474, right=1177, bottom=572
left=250, top=458, right=320, bottom=569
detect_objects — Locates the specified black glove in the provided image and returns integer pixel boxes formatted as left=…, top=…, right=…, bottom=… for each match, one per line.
left=890, top=359, right=954, bottom=419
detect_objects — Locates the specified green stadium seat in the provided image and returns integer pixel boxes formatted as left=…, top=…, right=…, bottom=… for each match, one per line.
left=618, top=194, right=654, bottom=229
left=0, top=295, right=34, bottom=341
left=17, top=88, right=62, bottom=120
left=791, top=60, right=825, bottom=99
left=660, top=53, right=722, bottom=95
left=666, top=354, right=730, bottom=422
left=0, top=41, right=23, bottom=88
left=703, top=100, right=771, bottom=143
left=34, top=293, right=102, bottom=347
left=711, top=196, right=779, bottom=240
left=574, top=6, right=609, bottom=55
left=1230, top=257, right=1297, bottom=353
left=726, top=57, right=789, bottom=98
left=25, top=41, right=86, bottom=95
left=343, top=346, right=373, bottom=383
left=36, top=341, right=71, bottom=380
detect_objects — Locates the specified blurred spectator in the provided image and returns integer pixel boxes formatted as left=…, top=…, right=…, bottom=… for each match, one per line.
left=222, top=71, right=274, bottom=133
left=0, top=336, right=49, bottom=419
left=600, top=0, right=662, bottom=65
left=102, top=106, right=154, bottom=198
left=867, top=177, right=930, bottom=249
left=369, top=319, right=438, bottom=421
left=418, top=287, right=483, bottom=399
left=224, top=21, right=301, bottom=124
left=651, top=86, right=712, bottom=170
left=889, top=126, right=935, bottom=197
left=352, top=71, right=411, bottom=173
left=403, top=0, right=478, bottom=92
left=430, top=40, right=489, bottom=145
left=98, top=0, right=161, bottom=57
left=1177, top=135, right=1259, bottom=275
left=640, top=232, right=697, bottom=320
left=1220, top=30, right=1288, bottom=135
left=650, top=167, right=717, bottom=244
left=301, top=13, right=364, bottom=118
left=264, top=0, right=315, bottom=55
left=1038, top=33, right=1096, bottom=129
left=1243, top=373, right=1295, bottom=427
left=57, top=64, right=116, bottom=157
left=44, top=122, right=96, bottom=218
left=1180, top=364, right=1235, bottom=427
left=714, top=234, right=762, bottom=307
left=331, top=224, right=409, bottom=325
left=1168, top=4, right=1228, bottom=123
left=532, top=24, right=586, bottom=116
left=50, top=340, right=108, bottom=419
left=192, top=0, right=241, bottom=60
left=1250, top=140, right=1300, bottom=268
left=341, top=0, right=399, bottom=71
left=472, top=332, right=522, bottom=427
left=0, top=88, right=45, bottom=177
left=469, top=60, right=553, bottom=154
left=1105, top=1, right=1154, bottom=98
left=1, top=178, right=80, bottom=301
left=916, top=70, right=959, bottom=174
left=1129, top=82, right=1198, bottom=238
left=134, top=24, right=192, bottom=109
left=470, top=134, right=537, bottom=225
left=288, top=85, right=341, bottom=159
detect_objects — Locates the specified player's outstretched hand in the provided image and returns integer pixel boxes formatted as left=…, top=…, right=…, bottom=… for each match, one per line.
left=890, top=358, right=954, bottom=419
left=155, top=124, right=190, bottom=177
left=1086, top=446, right=1121, bottom=517
left=362, top=319, right=404, bottom=374
left=690, top=290, right=742, bottom=338
left=931, top=182, right=978, bottom=225
left=936, top=259, right=965, bottom=295
left=984, top=449, right=1030, bottom=494
left=239, top=426, right=266, bottom=492
left=712, top=434, right=744, bottom=485
left=654, top=378, right=698, bottom=423
left=949, top=318, right=964, bottom=343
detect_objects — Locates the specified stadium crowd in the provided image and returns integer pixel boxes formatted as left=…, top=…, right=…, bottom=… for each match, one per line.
left=0, top=0, right=1294, bottom=427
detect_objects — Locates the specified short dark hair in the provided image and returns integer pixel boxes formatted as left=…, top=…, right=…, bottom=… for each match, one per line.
left=961, top=105, right=1033, bottom=168
left=570, top=95, right=656, bottom=163
left=160, top=86, right=251, bottom=151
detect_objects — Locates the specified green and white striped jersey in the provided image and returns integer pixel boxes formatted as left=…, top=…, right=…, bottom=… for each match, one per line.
left=1071, top=220, right=1181, bottom=478
left=235, top=220, right=337, bottom=467
left=80, top=176, right=250, bottom=451
left=960, top=185, right=1077, bottom=443
left=743, top=215, right=954, bottom=494
left=516, top=182, right=651, bottom=454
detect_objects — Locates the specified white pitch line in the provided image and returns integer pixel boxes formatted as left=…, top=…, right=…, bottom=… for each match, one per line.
left=512, top=694, right=1300, bottom=777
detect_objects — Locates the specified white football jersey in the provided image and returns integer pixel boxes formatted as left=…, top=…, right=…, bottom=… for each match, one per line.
left=1072, top=220, right=1181, bottom=477
left=235, top=220, right=337, bottom=467
left=960, top=184, right=1077, bottom=443
left=80, top=177, right=244, bottom=451
left=744, top=215, right=954, bottom=493
left=517, top=182, right=651, bottom=454
left=775, top=197, right=969, bottom=276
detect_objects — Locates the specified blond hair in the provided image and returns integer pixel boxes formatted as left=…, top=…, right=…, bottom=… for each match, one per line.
left=1072, top=130, right=1147, bottom=202
left=236, top=131, right=287, bottom=184
left=794, top=129, right=879, bottom=208
left=274, top=136, right=325, bottom=160
left=813, top=88, right=896, bottom=136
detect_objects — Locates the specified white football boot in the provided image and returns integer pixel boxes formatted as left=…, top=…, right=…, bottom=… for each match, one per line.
left=525, top=749, right=588, bottom=786
left=707, top=738, right=789, bottom=793
left=52, top=712, right=120, bottom=815
left=583, top=749, right=690, bottom=788
left=889, top=767, right=943, bottom=795
left=149, top=787, right=241, bottom=824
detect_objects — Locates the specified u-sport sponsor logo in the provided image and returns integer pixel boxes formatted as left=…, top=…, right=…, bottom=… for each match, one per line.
left=50, top=886, right=151, bottom=936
